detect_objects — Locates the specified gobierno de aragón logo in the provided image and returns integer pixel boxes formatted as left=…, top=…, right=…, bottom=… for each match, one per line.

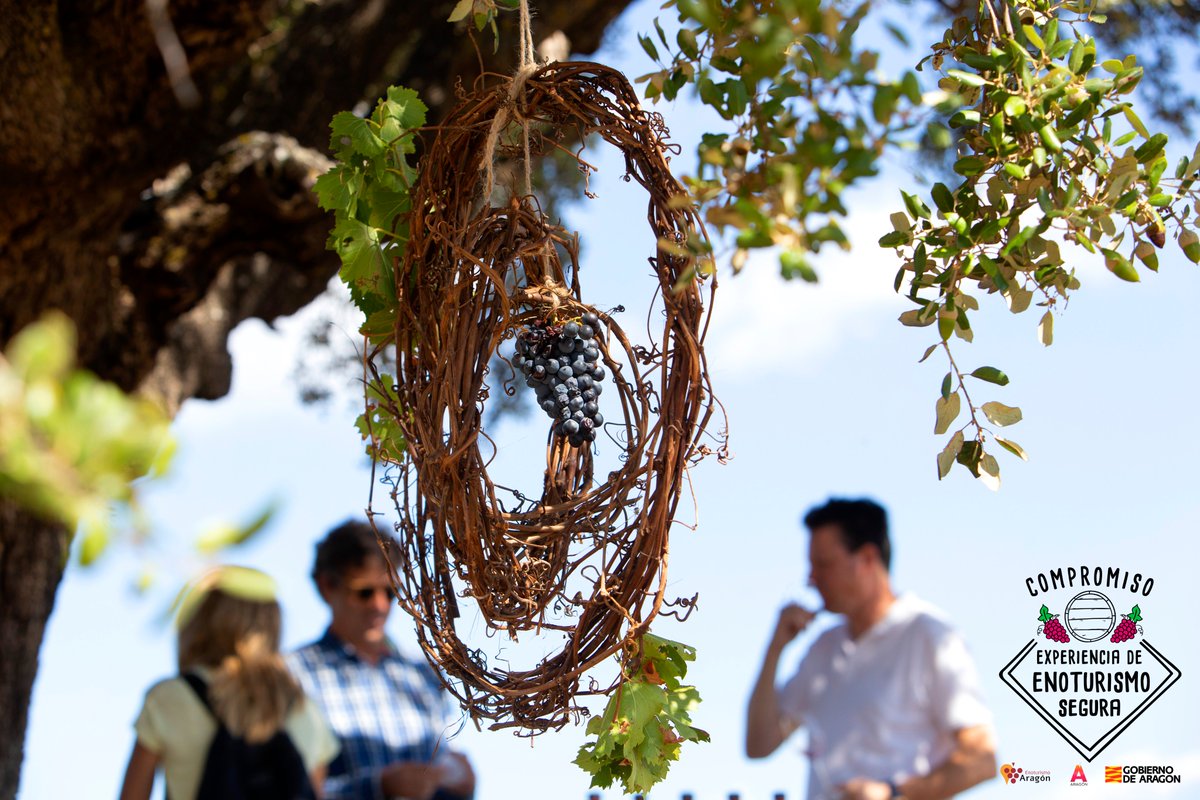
left=999, top=564, right=1181, bottom=761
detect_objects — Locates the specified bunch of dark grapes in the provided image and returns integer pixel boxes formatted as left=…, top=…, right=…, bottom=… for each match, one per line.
left=1110, top=605, right=1143, bottom=643
left=513, top=312, right=606, bottom=447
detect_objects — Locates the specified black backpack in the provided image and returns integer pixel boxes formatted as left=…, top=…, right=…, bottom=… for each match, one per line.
left=181, top=673, right=317, bottom=800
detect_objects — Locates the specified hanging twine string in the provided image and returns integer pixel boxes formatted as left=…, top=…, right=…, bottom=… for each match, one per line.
left=481, top=0, right=539, bottom=201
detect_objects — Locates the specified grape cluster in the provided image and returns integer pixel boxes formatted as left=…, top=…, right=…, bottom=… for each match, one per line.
left=1042, top=616, right=1070, bottom=643
left=1111, top=616, right=1138, bottom=643
left=513, top=313, right=606, bottom=447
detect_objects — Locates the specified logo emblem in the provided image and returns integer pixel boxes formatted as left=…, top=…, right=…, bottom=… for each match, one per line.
left=1000, top=571, right=1181, bottom=761
left=1070, top=764, right=1088, bottom=785
left=1000, top=763, right=1023, bottom=784
left=1106, top=766, right=1123, bottom=783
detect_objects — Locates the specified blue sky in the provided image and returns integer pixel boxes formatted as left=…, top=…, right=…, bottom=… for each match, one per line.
left=21, top=3, right=1200, bottom=798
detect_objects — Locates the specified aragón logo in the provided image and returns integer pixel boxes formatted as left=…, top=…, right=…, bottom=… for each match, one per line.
left=999, top=566, right=1182, bottom=761
left=998, top=762, right=1049, bottom=785
left=1069, top=764, right=1088, bottom=786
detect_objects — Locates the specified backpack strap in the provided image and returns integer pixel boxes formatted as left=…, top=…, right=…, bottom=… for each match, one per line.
left=182, top=672, right=214, bottom=714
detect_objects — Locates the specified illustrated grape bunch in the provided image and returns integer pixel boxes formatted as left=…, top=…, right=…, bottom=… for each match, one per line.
left=1037, top=604, right=1071, bottom=643
left=513, top=313, right=606, bottom=447
left=1110, top=605, right=1143, bottom=643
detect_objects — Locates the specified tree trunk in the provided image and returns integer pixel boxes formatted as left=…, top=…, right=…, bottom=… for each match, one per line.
left=0, top=503, right=70, bottom=800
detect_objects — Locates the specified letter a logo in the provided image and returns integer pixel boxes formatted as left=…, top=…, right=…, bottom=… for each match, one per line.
left=1071, top=764, right=1087, bottom=784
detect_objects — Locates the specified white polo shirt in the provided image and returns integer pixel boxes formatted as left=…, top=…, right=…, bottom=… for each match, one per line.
left=778, top=594, right=992, bottom=800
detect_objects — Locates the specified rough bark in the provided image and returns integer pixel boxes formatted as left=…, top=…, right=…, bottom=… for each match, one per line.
left=0, top=504, right=70, bottom=799
left=0, top=0, right=635, bottom=794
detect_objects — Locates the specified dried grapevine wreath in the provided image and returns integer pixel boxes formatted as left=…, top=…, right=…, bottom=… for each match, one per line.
left=365, top=61, right=723, bottom=731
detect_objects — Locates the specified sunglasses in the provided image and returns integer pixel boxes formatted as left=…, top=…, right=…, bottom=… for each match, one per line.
left=347, top=585, right=397, bottom=603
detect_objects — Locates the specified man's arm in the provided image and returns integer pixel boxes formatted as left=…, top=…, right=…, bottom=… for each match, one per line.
left=839, top=725, right=997, bottom=800
left=745, top=604, right=815, bottom=758
left=898, top=725, right=996, bottom=800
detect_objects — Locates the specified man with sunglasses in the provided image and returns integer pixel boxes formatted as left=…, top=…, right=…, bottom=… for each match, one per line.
left=288, top=520, right=475, bottom=800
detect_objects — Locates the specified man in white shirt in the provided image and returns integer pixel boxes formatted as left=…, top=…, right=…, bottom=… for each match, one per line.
left=746, top=498, right=996, bottom=800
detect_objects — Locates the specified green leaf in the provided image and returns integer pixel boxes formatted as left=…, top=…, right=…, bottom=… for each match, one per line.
left=934, top=392, right=961, bottom=435
left=901, top=191, right=931, bottom=220
left=953, top=156, right=987, bottom=176
left=1003, top=95, right=1027, bottom=117
left=981, top=401, right=1022, bottom=427
left=940, top=371, right=953, bottom=400
left=1180, top=230, right=1200, bottom=263
left=575, top=636, right=707, bottom=796
left=1134, top=133, right=1168, bottom=163
left=1038, top=124, right=1062, bottom=153
left=1123, top=106, right=1150, bottom=138
left=78, top=528, right=109, bottom=566
left=1005, top=287, right=1032, bottom=314
left=956, top=439, right=983, bottom=476
left=1102, top=248, right=1139, bottom=282
left=879, top=230, right=910, bottom=247
left=1022, top=25, right=1045, bottom=50
left=978, top=453, right=1001, bottom=491
left=1, top=313, right=174, bottom=555
left=937, top=430, right=964, bottom=479
left=947, top=69, right=987, bottom=87
left=996, top=437, right=1029, bottom=461
left=314, top=166, right=362, bottom=213
left=1038, top=310, right=1053, bottom=346
left=447, top=0, right=473, bottom=22
left=970, top=366, right=1009, bottom=386
left=931, top=183, right=955, bottom=213
left=383, top=86, right=429, bottom=130
left=330, top=217, right=394, bottom=309
left=330, top=112, right=385, bottom=159
left=1128, top=604, right=1143, bottom=623
left=1039, top=604, right=1053, bottom=623
left=639, top=34, right=660, bottom=62
left=676, top=28, right=699, bottom=59
left=1001, top=226, right=1038, bottom=257
left=780, top=250, right=818, bottom=282
left=899, top=309, right=935, bottom=327
left=195, top=501, right=280, bottom=554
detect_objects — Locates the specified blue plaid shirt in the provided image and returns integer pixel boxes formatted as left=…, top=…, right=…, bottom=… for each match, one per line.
left=287, top=629, right=452, bottom=800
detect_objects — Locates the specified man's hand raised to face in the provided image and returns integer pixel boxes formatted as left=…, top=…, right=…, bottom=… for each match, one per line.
left=770, top=603, right=818, bottom=651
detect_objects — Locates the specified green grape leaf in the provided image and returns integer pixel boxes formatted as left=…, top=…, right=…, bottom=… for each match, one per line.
left=575, top=634, right=707, bottom=795
left=330, top=217, right=394, bottom=309
left=330, top=112, right=385, bottom=160
left=355, top=375, right=406, bottom=463
left=382, top=85, right=429, bottom=131
left=314, top=165, right=363, bottom=214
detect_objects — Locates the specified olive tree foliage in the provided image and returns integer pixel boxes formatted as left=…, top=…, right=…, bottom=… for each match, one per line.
left=626, top=0, right=1200, bottom=487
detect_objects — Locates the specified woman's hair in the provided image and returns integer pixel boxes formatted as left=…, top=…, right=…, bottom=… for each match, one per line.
left=177, top=584, right=303, bottom=743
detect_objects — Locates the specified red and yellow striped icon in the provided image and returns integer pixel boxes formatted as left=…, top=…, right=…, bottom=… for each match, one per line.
left=1105, top=766, right=1123, bottom=783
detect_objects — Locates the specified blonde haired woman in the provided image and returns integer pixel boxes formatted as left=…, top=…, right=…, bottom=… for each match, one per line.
left=119, top=566, right=338, bottom=800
